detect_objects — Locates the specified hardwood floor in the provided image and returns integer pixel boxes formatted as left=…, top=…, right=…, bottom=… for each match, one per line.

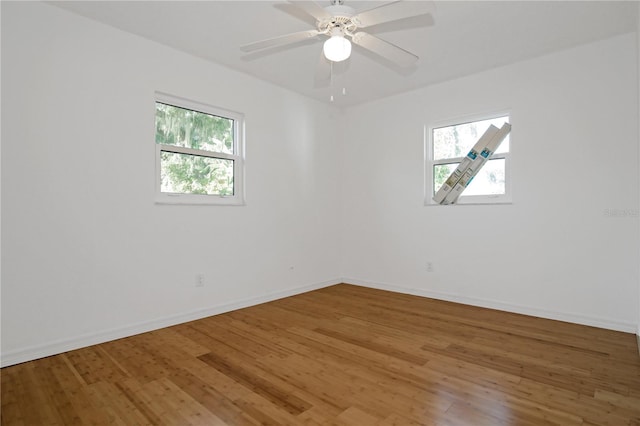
left=2, top=284, right=640, bottom=425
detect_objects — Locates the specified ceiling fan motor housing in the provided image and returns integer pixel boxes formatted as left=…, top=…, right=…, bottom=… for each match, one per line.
left=320, top=5, right=357, bottom=34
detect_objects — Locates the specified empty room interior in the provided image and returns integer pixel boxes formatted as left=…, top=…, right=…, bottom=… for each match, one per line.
left=2, top=1, right=640, bottom=425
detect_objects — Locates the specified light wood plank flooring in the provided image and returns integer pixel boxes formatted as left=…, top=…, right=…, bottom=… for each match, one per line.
left=2, top=284, right=640, bottom=425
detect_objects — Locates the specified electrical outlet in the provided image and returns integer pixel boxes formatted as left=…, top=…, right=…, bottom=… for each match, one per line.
left=195, top=273, right=205, bottom=287
left=426, top=262, right=433, bottom=272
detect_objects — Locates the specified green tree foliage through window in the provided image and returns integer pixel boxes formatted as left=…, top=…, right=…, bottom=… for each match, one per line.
left=155, top=102, right=235, bottom=196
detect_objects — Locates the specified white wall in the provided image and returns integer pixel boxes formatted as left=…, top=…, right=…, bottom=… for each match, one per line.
left=2, top=2, right=639, bottom=367
left=340, top=33, right=640, bottom=332
left=637, top=3, right=640, bottom=343
left=1, top=2, right=342, bottom=365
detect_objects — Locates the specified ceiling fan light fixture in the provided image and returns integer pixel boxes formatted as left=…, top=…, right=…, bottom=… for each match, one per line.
left=323, top=32, right=351, bottom=62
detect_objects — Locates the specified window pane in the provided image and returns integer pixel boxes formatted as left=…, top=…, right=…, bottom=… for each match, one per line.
left=433, top=116, right=509, bottom=160
left=160, top=151, right=234, bottom=196
left=433, top=163, right=458, bottom=193
left=155, top=102, right=234, bottom=154
left=464, top=158, right=505, bottom=196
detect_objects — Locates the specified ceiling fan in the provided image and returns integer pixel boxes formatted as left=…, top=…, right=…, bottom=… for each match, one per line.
left=240, top=0, right=435, bottom=68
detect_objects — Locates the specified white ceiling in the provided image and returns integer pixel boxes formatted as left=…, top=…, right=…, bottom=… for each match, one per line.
left=51, top=1, right=638, bottom=107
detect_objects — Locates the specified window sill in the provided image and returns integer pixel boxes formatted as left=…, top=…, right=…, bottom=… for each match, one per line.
left=424, top=201, right=513, bottom=206
left=155, top=194, right=245, bottom=206
left=424, top=195, right=512, bottom=206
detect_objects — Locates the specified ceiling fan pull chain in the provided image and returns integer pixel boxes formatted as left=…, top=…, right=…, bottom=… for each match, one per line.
left=330, top=60, right=335, bottom=102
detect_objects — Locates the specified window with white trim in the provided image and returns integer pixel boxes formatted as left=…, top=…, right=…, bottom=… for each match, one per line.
left=155, top=93, right=244, bottom=205
left=425, top=113, right=511, bottom=205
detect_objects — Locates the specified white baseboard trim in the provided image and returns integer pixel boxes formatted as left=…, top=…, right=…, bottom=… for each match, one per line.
left=343, top=278, right=638, bottom=333
left=3, top=278, right=635, bottom=367
left=1, top=278, right=340, bottom=368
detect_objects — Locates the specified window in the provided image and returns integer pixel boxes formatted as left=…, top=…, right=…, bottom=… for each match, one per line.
left=425, top=113, right=511, bottom=205
left=155, top=93, right=244, bottom=205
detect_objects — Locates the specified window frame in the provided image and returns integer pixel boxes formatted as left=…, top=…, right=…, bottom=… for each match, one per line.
left=154, top=92, right=245, bottom=206
left=424, top=111, right=512, bottom=206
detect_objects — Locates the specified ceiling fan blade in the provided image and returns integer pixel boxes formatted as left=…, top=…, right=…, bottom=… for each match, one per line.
left=353, top=1, right=436, bottom=28
left=351, top=32, right=418, bottom=67
left=313, top=53, right=349, bottom=88
left=240, top=30, right=321, bottom=52
left=287, top=0, right=332, bottom=22
left=314, top=53, right=332, bottom=87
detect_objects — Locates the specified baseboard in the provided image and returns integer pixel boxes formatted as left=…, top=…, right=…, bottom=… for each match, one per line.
left=0, top=278, right=341, bottom=368
left=3, top=277, right=634, bottom=367
left=343, top=278, right=638, bottom=333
